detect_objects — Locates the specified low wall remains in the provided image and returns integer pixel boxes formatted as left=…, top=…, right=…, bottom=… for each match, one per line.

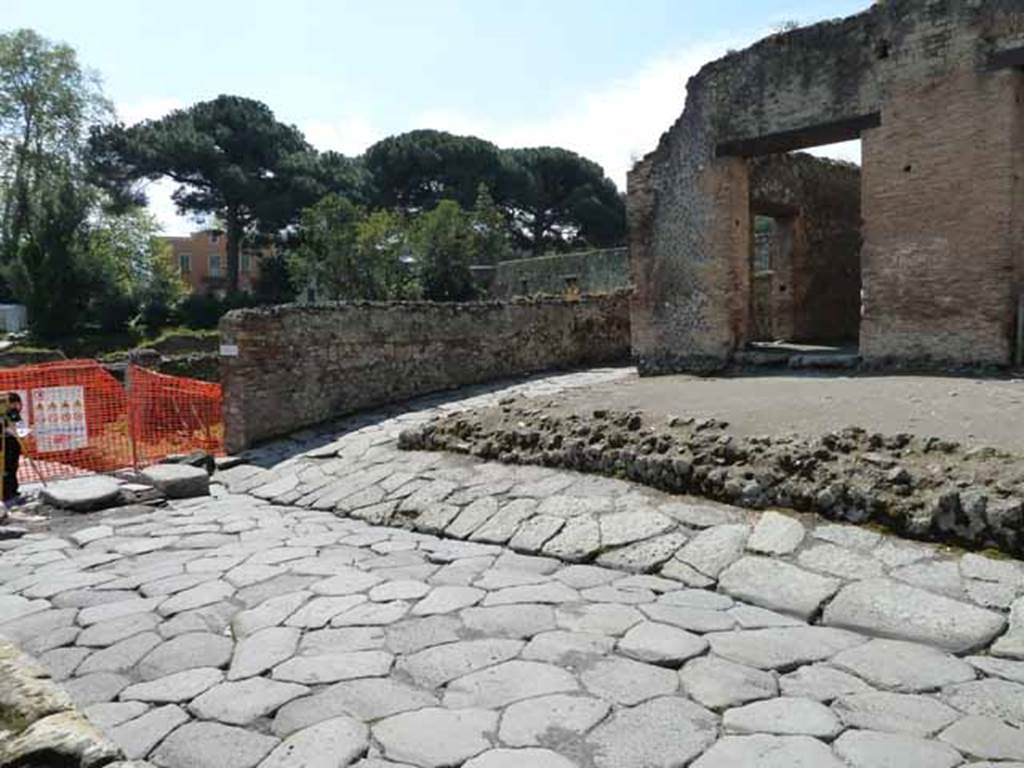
left=220, top=294, right=631, bottom=451
left=489, top=248, right=629, bottom=298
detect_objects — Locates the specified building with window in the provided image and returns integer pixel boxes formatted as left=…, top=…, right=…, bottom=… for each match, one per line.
left=160, top=230, right=269, bottom=295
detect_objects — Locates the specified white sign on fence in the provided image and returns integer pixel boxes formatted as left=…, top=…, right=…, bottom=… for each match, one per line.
left=32, top=386, right=88, bottom=452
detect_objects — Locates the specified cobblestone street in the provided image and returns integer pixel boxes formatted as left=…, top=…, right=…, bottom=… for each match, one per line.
left=2, top=369, right=1024, bottom=767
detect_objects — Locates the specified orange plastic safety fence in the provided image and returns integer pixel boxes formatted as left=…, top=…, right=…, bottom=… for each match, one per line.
left=127, top=364, right=224, bottom=467
left=0, top=359, right=223, bottom=486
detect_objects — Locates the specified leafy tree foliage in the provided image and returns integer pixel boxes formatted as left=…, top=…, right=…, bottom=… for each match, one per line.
left=411, top=200, right=478, bottom=302
left=470, top=183, right=511, bottom=266
left=89, top=95, right=347, bottom=293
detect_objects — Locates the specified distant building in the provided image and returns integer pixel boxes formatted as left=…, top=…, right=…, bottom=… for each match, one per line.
left=160, top=230, right=270, bottom=295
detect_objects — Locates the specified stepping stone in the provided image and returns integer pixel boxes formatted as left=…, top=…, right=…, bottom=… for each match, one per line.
left=675, top=524, right=750, bottom=578
left=691, top=734, right=844, bottom=768
left=150, top=721, right=278, bottom=768
left=442, top=660, right=578, bottom=709
left=747, top=511, right=805, bottom=555
left=464, top=748, right=578, bottom=768
left=940, top=715, right=1024, bottom=761
left=373, top=707, right=496, bottom=767
left=188, top=678, right=309, bottom=725
left=617, top=621, right=708, bottom=667
left=109, top=704, right=189, bottom=760
left=580, top=657, right=678, bottom=705
left=829, top=638, right=975, bottom=692
left=941, top=678, right=1024, bottom=726
left=396, top=639, right=524, bottom=689
left=137, top=632, right=234, bottom=680
left=228, top=627, right=300, bottom=680
left=585, top=696, right=718, bottom=768
left=722, top=697, right=842, bottom=738
left=679, top=656, right=778, bottom=711
left=272, top=678, right=438, bottom=736
left=141, top=464, right=210, bottom=499
left=120, top=667, right=223, bottom=703
left=499, top=693, right=610, bottom=746
left=834, top=730, right=963, bottom=768
left=778, top=665, right=873, bottom=702
left=259, top=716, right=368, bottom=768
left=706, top=627, right=867, bottom=670
left=40, top=476, right=122, bottom=511
left=272, top=650, right=393, bottom=684
left=823, top=578, right=1006, bottom=653
left=832, top=692, right=960, bottom=736
left=717, top=557, right=840, bottom=620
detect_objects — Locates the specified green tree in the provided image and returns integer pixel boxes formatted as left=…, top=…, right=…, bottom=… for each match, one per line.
left=89, top=95, right=345, bottom=293
left=504, top=146, right=625, bottom=254
left=356, top=209, right=417, bottom=300
left=411, top=200, right=477, bottom=302
left=0, top=28, right=112, bottom=265
left=364, top=129, right=514, bottom=212
left=470, top=183, right=510, bottom=265
left=288, top=194, right=361, bottom=301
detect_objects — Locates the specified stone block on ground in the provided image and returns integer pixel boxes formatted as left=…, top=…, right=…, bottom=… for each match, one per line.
left=140, top=464, right=210, bottom=499
left=40, top=476, right=123, bottom=512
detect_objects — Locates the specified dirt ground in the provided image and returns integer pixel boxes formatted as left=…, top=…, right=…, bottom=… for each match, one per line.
left=545, top=370, right=1024, bottom=453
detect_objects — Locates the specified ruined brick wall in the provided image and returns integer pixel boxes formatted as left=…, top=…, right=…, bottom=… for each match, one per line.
left=489, top=248, right=629, bottom=298
left=751, top=154, right=862, bottom=344
left=632, top=0, right=1024, bottom=371
left=219, top=295, right=631, bottom=451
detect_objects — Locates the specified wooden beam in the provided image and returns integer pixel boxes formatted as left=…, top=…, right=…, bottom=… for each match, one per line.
left=988, top=46, right=1024, bottom=71
left=716, top=113, right=881, bottom=158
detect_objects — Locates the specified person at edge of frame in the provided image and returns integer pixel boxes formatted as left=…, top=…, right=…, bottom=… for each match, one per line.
left=2, top=392, right=24, bottom=506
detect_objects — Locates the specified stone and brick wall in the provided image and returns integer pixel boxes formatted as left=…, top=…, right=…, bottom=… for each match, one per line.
left=219, top=295, right=631, bottom=451
left=488, top=248, right=629, bottom=299
left=630, top=0, right=1024, bottom=372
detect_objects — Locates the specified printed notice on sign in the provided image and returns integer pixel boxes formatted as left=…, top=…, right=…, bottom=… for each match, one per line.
left=32, top=386, right=88, bottom=452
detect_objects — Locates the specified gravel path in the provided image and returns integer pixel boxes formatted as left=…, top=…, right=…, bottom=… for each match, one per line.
left=1, top=368, right=1023, bottom=767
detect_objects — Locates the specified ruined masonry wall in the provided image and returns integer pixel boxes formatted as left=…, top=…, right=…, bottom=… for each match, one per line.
left=219, top=296, right=631, bottom=451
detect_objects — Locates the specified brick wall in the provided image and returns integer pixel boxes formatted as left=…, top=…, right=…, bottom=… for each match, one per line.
left=488, top=249, right=629, bottom=298
left=219, top=295, right=631, bottom=451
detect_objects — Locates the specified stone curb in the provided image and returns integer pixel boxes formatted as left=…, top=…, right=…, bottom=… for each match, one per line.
left=0, top=636, right=144, bottom=767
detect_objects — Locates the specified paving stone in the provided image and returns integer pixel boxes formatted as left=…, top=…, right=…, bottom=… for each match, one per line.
left=585, top=695, right=718, bottom=768
left=443, top=659, right=578, bottom=708
left=509, top=515, right=564, bottom=553
left=228, top=627, right=300, bottom=680
left=641, top=603, right=736, bottom=633
left=70, top=525, right=115, bottom=547
left=833, top=692, right=961, bottom=736
left=412, top=586, right=484, bottom=616
left=140, top=573, right=214, bottom=598
left=797, top=543, right=885, bottom=580
left=521, top=630, right=617, bottom=663
left=679, top=656, right=778, bottom=711
left=657, top=589, right=734, bottom=610
left=824, top=578, right=1006, bottom=653
left=385, top=615, right=463, bottom=655
left=232, top=591, right=310, bottom=637
left=660, top=502, right=743, bottom=528
left=556, top=603, right=643, bottom=635
left=446, top=497, right=501, bottom=539
left=966, top=655, right=1024, bottom=684
left=499, top=693, right=610, bottom=746
left=659, top=558, right=716, bottom=588
left=71, top=632, right=159, bottom=677
left=136, top=632, right=234, bottom=680
left=461, top=604, right=555, bottom=638
left=373, top=707, right=496, bottom=767
left=463, top=749, right=577, bottom=768
left=40, top=476, right=122, bottom=511
left=259, top=716, right=369, bottom=768
left=616, top=621, right=708, bottom=667
left=675, top=524, right=750, bottom=578
left=285, top=595, right=367, bottom=628
left=991, top=596, right=1024, bottom=659
left=692, top=734, right=844, bottom=767
left=470, top=499, right=537, bottom=544
left=596, top=532, right=689, bottom=573
left=580, top=584, right=655, bottom=604
left=834, top=730, right=964, bottom=768
left=941, top=678, right=1024, bottom=726
left=892, top=561, right=967, bottom=599
left=718, top=556, right=841, bottom=620
left=157, top=580, right=234, bottom=617
left=554, top=564, right=620, bottom=589
left=310, top=569, right=383, bottom=596
left=482, top=582, right=579, bottom=606
left=940, top=715, right=1024, bottom=761
left=273, top=678, right=438, bottom=736
left=541, top=516, right=602, bottom=562
left=830, top=638, right=975, bottom=692
left=580, top=657, right=678, bottom=705
left=812, top=524, right=882, bottom=550
left=778, top=664, right=874, bottom=702
left=79, top=597, right=164, bottom=626
left=747, top=511, right=805, bottom=555
left=158, top=602, right=235, bottom=639
left=187, top=678, right=309, bottom=725
left=142, top=464, right=210, bottom=499
left=272, top=650, right=393, bottom=684
left=331, top=600, right=410, bottom=626
left=82, top=701, right=148, bottom=731
left=707, top=626, right=867, bottom=670
left=728, top=604, right=804, bottom=629
left=150, top=721, right=278, bottom=768
left=121, top=667, right=224, bottom=703
left=40, top=646, right=91, bottom=680
left=369, top=580, right=430, bottom=602
left=110, top=704, right=190, bottom=760
left=299, top=627, right=384, bottom=656
left=961, top=553, right=1023, bottom=584
left=723, top=696, right=842, bottom=738
left=396, top=639, right=524, bottom=689
left=598, top=510, right=676, bottom=549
